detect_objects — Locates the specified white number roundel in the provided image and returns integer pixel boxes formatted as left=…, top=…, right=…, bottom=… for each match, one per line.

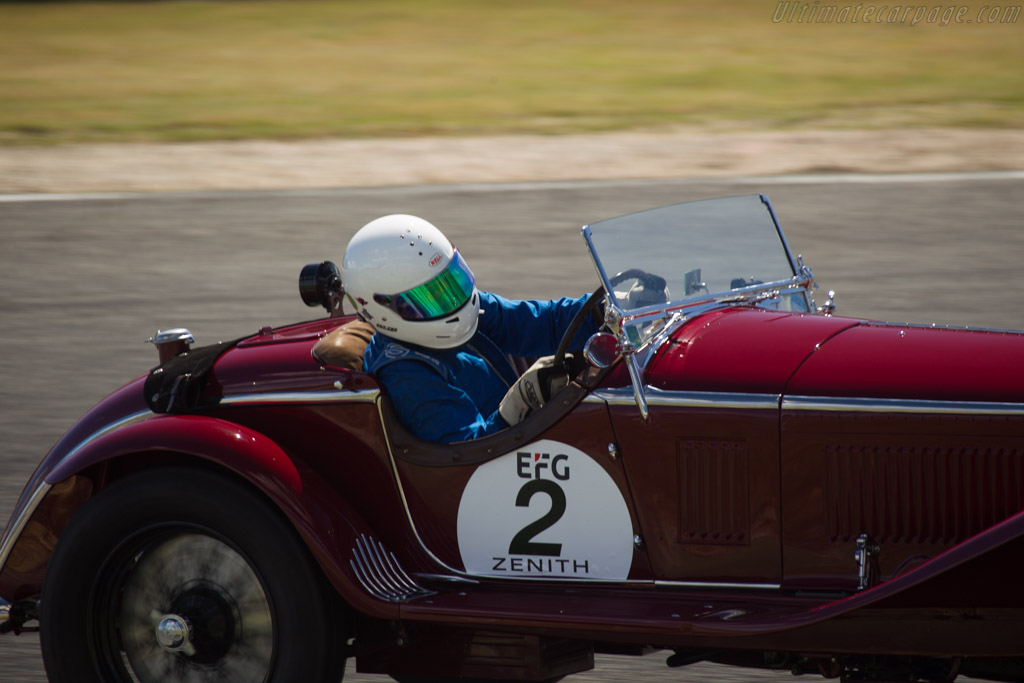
left=456, top=440, right=634, bottom=580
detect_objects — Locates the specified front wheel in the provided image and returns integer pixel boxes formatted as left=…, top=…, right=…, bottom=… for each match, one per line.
left=40, top=466, right=346, bottom=683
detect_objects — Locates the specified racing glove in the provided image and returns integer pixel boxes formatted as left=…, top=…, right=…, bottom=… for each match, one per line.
left=498, top=355, right=571, bottom=426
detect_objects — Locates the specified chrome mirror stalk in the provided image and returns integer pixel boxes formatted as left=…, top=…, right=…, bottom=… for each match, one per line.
left=624, top=354, right=649, bottom=420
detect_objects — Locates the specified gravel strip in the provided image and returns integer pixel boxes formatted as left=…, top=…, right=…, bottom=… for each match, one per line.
left=2, top=127, right=1023, bottom=193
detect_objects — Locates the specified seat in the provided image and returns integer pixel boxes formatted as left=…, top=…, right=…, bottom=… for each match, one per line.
left=378, top=379, right=593, bottom=467
left=314, top=318, right=611, bottom=465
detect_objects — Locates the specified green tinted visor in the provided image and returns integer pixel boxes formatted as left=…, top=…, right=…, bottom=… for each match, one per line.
left=373, top=249, right=476, bottom=321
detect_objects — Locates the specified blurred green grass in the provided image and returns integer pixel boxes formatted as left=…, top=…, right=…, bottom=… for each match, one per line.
left=1, top=0, right=1021, bottom=145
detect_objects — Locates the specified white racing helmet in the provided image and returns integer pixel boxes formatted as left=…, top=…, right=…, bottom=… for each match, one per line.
left=341, top=215, right=480, bottom=349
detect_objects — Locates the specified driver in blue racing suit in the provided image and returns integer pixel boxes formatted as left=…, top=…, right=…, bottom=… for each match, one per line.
left=341, top=215, right=599, bottom=444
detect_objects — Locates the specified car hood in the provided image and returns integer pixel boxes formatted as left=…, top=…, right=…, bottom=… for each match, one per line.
left=645, top=307, right=1024, bottom=403
left=210, top=317, right=379, bottom=398
left=645, top=308, right=859, bottom=395
left=787, top=321, right=1024, bottom=402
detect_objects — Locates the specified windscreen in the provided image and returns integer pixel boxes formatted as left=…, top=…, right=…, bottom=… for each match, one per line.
left=586, top=195, right=798, bottom=313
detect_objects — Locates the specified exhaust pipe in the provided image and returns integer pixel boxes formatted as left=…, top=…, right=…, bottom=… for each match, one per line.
left=0, top=597, right=39, bottom=635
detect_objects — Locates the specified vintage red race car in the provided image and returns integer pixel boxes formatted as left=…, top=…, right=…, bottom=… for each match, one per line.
left=1, top=194, right=1022, bottom=683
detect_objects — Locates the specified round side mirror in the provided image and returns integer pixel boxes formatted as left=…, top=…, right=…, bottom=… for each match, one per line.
left=583, top=333, right=621, bottom=369
left=299, top=261, right=344, bottom=315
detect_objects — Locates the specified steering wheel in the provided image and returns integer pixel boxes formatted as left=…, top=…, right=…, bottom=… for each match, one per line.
left=552, top=285, right=606, bottom=367
left=550, top=270, right=666, bottom=369
left=609, top=268, right=670, bottom=309
left=608, top=268, right=667, bottom=291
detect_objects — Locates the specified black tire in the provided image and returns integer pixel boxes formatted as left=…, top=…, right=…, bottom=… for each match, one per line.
left=40, top=466, right=346, bottom=683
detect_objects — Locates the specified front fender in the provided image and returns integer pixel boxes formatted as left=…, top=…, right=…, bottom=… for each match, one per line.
left=48, top=414, right=303, bottom=501
left=29, top=415, right=399, bottom=619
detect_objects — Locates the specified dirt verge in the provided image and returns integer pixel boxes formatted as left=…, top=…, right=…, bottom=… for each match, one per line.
left=2, top=127, right=1022, bottom=194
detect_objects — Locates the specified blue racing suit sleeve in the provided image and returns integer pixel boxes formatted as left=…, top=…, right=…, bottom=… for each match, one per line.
left=375, top=358, right=510, bottom=443
left=477, top=290, right=599, bottom=356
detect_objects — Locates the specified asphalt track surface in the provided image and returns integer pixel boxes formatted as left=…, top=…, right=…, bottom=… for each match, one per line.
left=2, top=172, right=1022, bottom=681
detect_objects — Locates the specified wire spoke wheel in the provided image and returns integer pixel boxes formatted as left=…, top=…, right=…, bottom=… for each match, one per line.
left=40, top=467, right=347, bottom=683
left=113, top=532, right=274, bottom=682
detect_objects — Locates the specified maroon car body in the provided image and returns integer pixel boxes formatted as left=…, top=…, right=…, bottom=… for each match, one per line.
left=1, top=195, right=1022, bottom=683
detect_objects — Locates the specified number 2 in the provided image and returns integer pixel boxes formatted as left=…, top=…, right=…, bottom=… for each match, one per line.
left=508, top=479, right=566, bottom=556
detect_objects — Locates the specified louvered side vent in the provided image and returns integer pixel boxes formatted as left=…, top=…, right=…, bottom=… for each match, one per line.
left=350, top=534, right=434, bottom=602
left=677, top=438, right=750, bottom=545
left=824, top=444, right=1024, bottom=544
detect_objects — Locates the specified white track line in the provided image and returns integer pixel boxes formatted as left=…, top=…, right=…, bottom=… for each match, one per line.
left=1, top=170, right=1022, bottom=203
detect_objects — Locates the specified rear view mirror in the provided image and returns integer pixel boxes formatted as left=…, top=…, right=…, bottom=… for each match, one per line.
left=299, top=261, right=346, bottom=317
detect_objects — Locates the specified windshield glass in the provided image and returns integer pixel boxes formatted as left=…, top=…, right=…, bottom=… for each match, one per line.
left=586, top=195, right=798, bottom=311
left=582, top=194, right=813, bottom=415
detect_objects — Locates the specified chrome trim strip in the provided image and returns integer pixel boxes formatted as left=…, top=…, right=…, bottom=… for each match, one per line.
left=784, top=395, right=1024, bottom=416
left=4, top=409, right=154, bottom=570
left=590, top=387, right=781, bottom=411
left=654, top=580, right=781, bottom=590
left=0, top=481, right=52, bottom=572
left=588, top=390, right=1024, bottom=416
left=378, top=398, right=468, bottom=577
left=58, top=409, right=153, bottom=468
left=410, top=572, right=480, bottom=585
left=219, top=388, right=379, bottom=406
left=865, top=320, right=1024, bottom=335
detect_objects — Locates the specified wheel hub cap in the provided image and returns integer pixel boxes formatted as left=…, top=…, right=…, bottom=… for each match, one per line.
left=155, top=614, right=190, bottom=652
left=118, top=533, right=274, bottom=682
